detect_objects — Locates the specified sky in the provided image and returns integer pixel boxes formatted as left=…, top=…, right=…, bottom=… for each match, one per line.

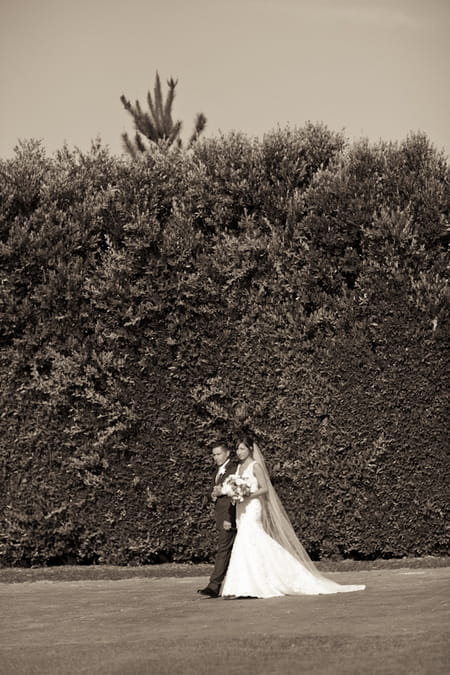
left=1, top=0, right=449, bottom=158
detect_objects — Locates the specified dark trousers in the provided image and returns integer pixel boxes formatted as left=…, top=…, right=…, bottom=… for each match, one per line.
left=208, top=525, right=236, bottom=592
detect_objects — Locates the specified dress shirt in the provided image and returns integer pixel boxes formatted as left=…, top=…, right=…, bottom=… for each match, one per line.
left=215, top=458, right=230, bottom=484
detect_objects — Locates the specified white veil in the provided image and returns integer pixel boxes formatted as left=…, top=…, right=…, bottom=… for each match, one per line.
left=252, top=441, right=331, bottom=580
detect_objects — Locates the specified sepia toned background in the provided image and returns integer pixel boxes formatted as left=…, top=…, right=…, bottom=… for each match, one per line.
left=1, top=0, right=449, bottom=157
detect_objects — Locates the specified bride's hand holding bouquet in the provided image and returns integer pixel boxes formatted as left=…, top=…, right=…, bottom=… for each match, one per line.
left=221, top=474, right=252, bottom=504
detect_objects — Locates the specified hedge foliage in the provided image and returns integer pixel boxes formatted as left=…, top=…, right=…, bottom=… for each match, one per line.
left=0, top=125, right=449, bottom=566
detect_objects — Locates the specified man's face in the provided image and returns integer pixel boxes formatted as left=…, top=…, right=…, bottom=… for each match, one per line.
left=212, top=446, right=229, bottom=467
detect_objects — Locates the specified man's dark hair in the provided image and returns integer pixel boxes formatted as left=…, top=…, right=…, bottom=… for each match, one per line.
left=212, top=440, right=229, bottom=452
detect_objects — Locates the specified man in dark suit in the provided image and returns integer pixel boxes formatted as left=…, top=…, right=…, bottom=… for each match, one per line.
left=197, top=442, right=237, bottom=598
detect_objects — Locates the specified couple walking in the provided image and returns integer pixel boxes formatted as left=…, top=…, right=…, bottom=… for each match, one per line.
left=198, top=436, right=365, bottom=599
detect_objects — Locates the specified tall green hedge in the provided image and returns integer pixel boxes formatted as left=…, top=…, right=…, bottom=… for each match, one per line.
left=0, top=126, right=448, bottom=566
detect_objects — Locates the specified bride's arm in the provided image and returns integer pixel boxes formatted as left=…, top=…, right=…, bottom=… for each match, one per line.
left=249, top=462, right=268, bottom=499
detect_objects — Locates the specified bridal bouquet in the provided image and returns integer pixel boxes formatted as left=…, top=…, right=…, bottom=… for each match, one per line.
left=221, top=474, right=252, bottom=503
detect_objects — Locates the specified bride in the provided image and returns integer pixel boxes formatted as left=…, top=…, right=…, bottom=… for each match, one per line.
left=220, top=437, right=366, bottom=598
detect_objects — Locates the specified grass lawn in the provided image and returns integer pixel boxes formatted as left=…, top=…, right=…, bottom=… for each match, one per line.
left=0, top=554, right=448, bottom=584
left=0, top=563, right=449, bottom=674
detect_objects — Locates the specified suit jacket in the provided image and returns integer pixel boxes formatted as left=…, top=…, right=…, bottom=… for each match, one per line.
left=212, top=460, right=237, bottom=529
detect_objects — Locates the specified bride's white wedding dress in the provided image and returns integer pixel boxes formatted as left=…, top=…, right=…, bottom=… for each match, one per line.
left=221, top=460, right=365, bottom=598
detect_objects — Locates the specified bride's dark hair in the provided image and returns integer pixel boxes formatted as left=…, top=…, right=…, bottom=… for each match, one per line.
left=238, top=423, right=257, bottom=451
left=239, top=434, right=255, bottom=454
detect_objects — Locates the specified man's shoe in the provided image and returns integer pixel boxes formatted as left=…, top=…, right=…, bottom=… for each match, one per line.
left=197, top=586, right=219, bottom=597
